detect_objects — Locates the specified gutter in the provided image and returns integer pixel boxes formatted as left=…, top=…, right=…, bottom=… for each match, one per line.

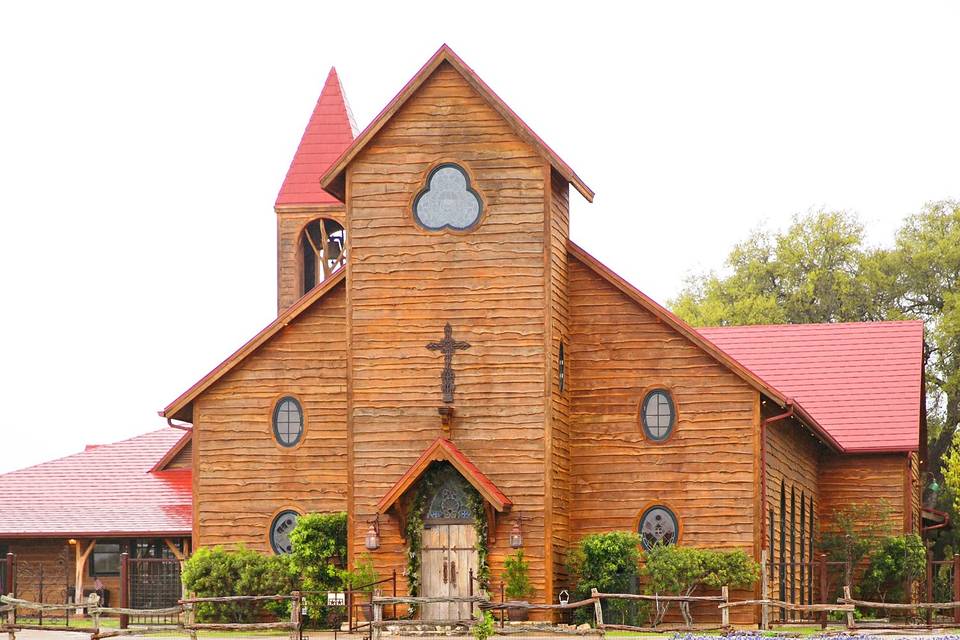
left=167, top=418, right=193, bottom=431
left=922, top=507, right=951, bottom=533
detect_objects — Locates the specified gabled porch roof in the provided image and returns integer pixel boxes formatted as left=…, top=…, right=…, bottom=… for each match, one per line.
left=376, top=437, right=512, bottom=514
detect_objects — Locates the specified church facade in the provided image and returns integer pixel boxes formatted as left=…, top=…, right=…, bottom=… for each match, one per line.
left=162, top=45, right=926, bottom=623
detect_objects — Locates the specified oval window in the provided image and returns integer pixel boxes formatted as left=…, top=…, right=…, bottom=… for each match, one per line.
left=270, top=510, right=299, bottom=554
left=273, top=397, right=303, bottom=447
left=638, top=505, right=679, bottom=549
left=641, top=389, right=675, bottom=441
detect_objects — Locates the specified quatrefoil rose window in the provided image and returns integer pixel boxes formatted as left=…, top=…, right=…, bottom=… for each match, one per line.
left=412, top=163, right=482, bottom=231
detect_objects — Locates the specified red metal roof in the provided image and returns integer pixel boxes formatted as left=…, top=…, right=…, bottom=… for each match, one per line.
left=275, top=67, right=356, bottom=207
left=699, top=321, right=924, bottom=452
left=0, top=428, right=192, bottom=538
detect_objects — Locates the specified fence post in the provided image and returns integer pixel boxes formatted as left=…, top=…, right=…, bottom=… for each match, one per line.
left=818, top=553, right=827, bottom=630
left=591, top=588, right=603, bottom=630
left=89, top=593, right=101, bottom=636
left=721, top=586, right=730, bottom=629
left=843, top=586, right=854, bottom=630
left=927, top=548, right=934, bottom=627
left=392, top=569, right=397, bottom=621
left=185, top=603, right=197, bottom=640
left=7, top=592, right=16, bottom=640
left=119, top=552, right=129, bottom=630
left=372, top=594, right=382, bottom=640
left=954, top=554, right=960, bottom=625
left=290, top=591, right=301, bottom=640
left=760, top=549, right=769, bottom=630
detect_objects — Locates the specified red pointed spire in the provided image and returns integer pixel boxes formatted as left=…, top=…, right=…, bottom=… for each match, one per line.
left=276, top=67, right=356, bottom=206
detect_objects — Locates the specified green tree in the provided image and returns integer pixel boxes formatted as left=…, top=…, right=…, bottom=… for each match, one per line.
left=860, top=534, right=926, bottom=604
left=672, top=202, right=960, bottom=523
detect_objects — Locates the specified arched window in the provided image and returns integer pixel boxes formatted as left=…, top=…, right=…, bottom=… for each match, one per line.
left=641, top=389, right=675, bottom=441
left=638, top=505, right=679, bottom=549
left=426, top=476, right=473, bottom=522
left=270, top=510, right=299, bottom=554
left=272, top=397, right=303, bottom=447
left=301, top=218, right=346, bottom=294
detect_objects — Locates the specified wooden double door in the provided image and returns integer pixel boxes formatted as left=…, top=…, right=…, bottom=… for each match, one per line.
left=421, top=523, right=478, bottom=621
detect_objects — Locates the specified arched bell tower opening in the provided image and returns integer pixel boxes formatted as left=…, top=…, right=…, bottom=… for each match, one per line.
left=300, top=217, right=346, bottom=295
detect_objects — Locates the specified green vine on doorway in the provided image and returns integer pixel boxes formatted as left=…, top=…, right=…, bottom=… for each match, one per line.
left=402, top=462, right=490, bottom=612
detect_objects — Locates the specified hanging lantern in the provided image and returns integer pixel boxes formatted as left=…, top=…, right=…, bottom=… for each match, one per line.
left=365, top=517, right=381, bottom=551
left=509, top=518, right=523, bottom=549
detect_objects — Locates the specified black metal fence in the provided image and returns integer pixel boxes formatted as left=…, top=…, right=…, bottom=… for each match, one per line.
left=127, top=557, right=182, bottom=625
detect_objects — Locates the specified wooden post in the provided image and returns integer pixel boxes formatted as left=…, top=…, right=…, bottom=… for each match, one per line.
left=591, top=588, right=603, bottom=629
left=500, top=581, right=505, bottom=629
left=392, top=569, right=397, bottom=621
left=843, top=586, right=854, bottom=629
left=185, top=603, right=197, bottom=640
left=721, top=586, right=730, bottom=629
left=953, top=554, right=960, bottom=625
left=7, top=592, right=16, bottom=640
left=926, top=548, right=934, bottom=627
left=3, top=554, right=12, bottom=598
left=760, top=549, right=769, bottom=630
left=372, top=593, right=382, bottom=640
left=119, top=552, right=129, bottom=630
left=818, top=553, right=828, bottom=630
left=290, top=591, right=301, bottom=640
left=89, top=593, right=101, bottom=637
left=75, top=541, right=96, bottom=617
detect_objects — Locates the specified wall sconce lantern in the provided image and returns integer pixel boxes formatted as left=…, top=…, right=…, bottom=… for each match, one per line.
left=68, top=539, right=77, bottom=546
left=365, top=516, right=381, bottom=551
left=509, top=518, right=523, bottom=549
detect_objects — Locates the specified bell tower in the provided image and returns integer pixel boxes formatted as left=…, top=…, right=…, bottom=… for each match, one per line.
left=274, top=67, right=356, bottom=313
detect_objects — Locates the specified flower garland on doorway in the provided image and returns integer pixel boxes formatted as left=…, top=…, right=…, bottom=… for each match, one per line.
left=402, top=462, right=490, bottom=613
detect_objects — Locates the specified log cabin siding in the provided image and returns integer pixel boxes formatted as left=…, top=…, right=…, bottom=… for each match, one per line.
left=164, top=440, right=193, bottom=470
left=345, top=61, right=549, bottom=599
left=909, top=451, right=921, bottom=534
left=818, top=452, right=907, bottom=539
left=193, top=281, right=348, bottom=550
left=763, top=411, right=822, bottom=614
left=548, top=170, right=571, bottom=602
left=567, top=255, right=758, bottom=623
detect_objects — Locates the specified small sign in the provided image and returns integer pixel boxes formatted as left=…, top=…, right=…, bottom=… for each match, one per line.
left=559, top=590, right=570, bottom=606
left=327, top=592, right=346, bottom=606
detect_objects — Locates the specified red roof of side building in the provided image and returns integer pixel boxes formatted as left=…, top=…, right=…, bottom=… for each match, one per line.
left=275, top=67, right=356, bottom=207
left=699, top=320, right=924, bottom=453
left=0, top=428, right=192, bottom=538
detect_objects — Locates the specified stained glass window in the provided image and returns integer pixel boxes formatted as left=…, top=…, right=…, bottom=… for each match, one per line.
left=426, top=478, right=473, bottom=522
left=638, top=505, right=678, bottom=550
left=412, top=163, right=482, bottom=231
left=273, top=397, right=303, bottom=447
left=270, top=510, right=299, bottom=554
left=641, top=389, right=675, bottom=441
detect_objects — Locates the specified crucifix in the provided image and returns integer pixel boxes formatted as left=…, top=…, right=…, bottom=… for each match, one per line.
left=426, top=322, right=471, bottom=406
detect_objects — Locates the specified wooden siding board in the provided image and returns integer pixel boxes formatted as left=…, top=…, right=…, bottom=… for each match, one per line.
left=346, top=63, right=549, bottom=604
left=568, top=255, right=758, bottom=624
left=194, top=282, right=348, bottom=551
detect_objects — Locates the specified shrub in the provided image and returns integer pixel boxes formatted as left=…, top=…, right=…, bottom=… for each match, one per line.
left=472, top=611, right=495, bottom=640
left=287, top=512, right=348, bottom=628
left=819, top=502, right=892, bottom=585
left=860, top=533, right=925, bottom=604
left=566, top=531, right=643, bottom=625
left=181, top=545, right=296, bottom=622
left=642, top=545, right=759, bottom=626
left=343, top=553, right=380, bottom=592
left=504, top=550, right=533, bottom=601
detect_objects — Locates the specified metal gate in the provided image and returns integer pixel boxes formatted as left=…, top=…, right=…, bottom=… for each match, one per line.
left=15, top=548, right=71, bottom=624
left=128, top=557, right=182, bottom=625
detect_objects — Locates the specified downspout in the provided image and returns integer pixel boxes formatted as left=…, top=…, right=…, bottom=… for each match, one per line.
left=760, top=399, right=795, bottom=550
left=922, top=507, right=951, bottom=533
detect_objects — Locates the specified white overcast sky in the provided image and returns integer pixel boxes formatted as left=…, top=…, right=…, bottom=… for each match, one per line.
left=1, top=1, right=958, bottom=473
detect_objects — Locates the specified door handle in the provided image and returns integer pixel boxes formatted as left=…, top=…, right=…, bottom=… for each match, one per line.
left=450, top=560, right=456, bottom=583
left=443, top=560, right=448, bottom=584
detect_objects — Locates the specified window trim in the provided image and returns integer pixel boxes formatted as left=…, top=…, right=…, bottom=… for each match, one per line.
left=267, top=507, right=303, bottom=555
left=409, top=159, right=486, bottom=233
left=639, top=387, right=677, bottom=443
left=272, top=395, right=305, bottom=449
left=89, top=542, right=124, bottom=577
left=634, top=502, right=682, bottom=550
